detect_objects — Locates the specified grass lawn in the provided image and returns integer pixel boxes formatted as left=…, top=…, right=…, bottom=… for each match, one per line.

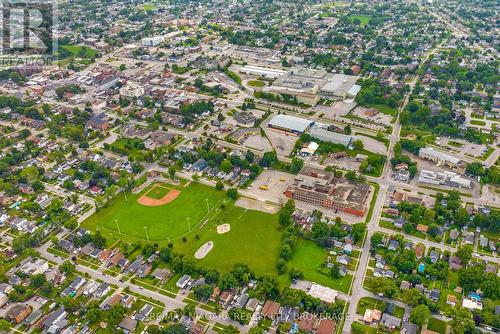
left=145, top=185, right=172, bottom=200
left=348, top=15, right=371, bottom=26
left=82, top=182, right=226, bottom=243
left=366, top=103, right=397, bottom=117
left=356, top=297, right=386, bottom=315
left=470, top=119, right=486, bottom=126
left=247, top=80, right=266, bottom=88
left=427, top=318, right=447, bottom=334
left=138, top=3, right=156, bottom=10
left=281, top=239, right=353, bottom=293
left=60, top=45, right=98, bottom=59
left=82, top=181, right=283, bottom=277
left=174, top=204, right=283, bottom=276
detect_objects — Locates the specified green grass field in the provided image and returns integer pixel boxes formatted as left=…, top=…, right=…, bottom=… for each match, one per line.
left=60, top=45, right=98, bottom=59
left=82, top=182, right=226, bottom=243
left=427, top=318, right=447, bottom=334
left=175, top=204, right=282, bottom=275
left=366, top=103, right=398, bottom=117
left=82, top=181, right=283, bottom=277
left=247, top=80, right=266, bottom=88
left=283, top=239, right=353, bottom=293
left=470, top=119, right=486, bottom=126
left=145, top=185, right=172, bottom=200
left=348, top=15, right=371, bottom=26
left=138, top=3, right=156, bottom=11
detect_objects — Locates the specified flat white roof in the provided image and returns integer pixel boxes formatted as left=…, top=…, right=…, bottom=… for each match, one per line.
left=308, top=283, right=337, bottom=303
left=268, top=114, right=314, bottom=133
left=420, top=147, right=461, bottom=164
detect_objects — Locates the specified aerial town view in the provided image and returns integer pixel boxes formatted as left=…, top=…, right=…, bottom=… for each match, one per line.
left=0, top=0, right=498, bottom=333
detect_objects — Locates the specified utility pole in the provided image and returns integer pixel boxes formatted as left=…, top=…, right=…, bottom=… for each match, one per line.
left=115, top=219, right=121, bottom=235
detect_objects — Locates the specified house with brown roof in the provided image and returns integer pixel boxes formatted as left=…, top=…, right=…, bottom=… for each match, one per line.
left=6, top=304, right=31, bottom=323
left=363, top=309, right=382, bottom=324
left=447, top=294, right=457, bottom=307
left=415, top=245, right=425, bottom=259
left=416, top=224, right=429, bottom=233
left=317, top=319, right=335, bottom=334
left=261, top=300, right=281, bottom=319
left=297, top=313, right=316, bottom=332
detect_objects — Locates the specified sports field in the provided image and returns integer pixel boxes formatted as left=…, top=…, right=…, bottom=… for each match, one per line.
left=81, top=181, right=283, bottom=276
left=145, top=185, right=172, bottom=200
left=82, top=182, right=225, bottom=243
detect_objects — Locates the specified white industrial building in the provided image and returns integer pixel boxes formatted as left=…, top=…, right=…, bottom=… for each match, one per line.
left=239, top=65, right=287, bottom=79
left=268, top=114, right=314, bottom=134
left=262, top=68, right=361, bottom=105
left=418, top=169, right=471, bottom=189
left=418, top=147, right=465, bottom=171
left=309, top=127, right=353, bottom=147
left=141, top=36, right=164, bottom=47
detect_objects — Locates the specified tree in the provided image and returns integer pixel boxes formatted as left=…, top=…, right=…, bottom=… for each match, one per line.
left=163, top=324, right=188, bottom=334
left=215, top=180, right=224, bottom=190
left=193, top=284, right=213, bottom=301
left=408, top=165, right=418, bottom=177
left=219, top=273, right=238, bottom=291
left=31, top=274, right=46, bottom=288
left=352, top=140, right=364, bottom=150
left=410, top=305, right=430, bottom=327
left=371, top=277, right=397, bottom=297
left=227, top=188, right=238, bottom=200
left=0, top=319, right=11, bottom=331
left=456, top=245, right=473, bottom=265
left=258, top=275, right=279, bottom=299
left=370, top=233, right=383, bottom=249
left=248, top=327, right=265, bottom=334
left=351, top=223, right=366, bottom=244
left=87, top=231, right=105, bottom=250
left=228, top=308, right=250, bottom=325
left=330, top=263, right=341, bottom=279
left=60, top=260, right=75, bottom=274
left=344, top=125, right=352, bottom=135
left=220, top=325, right=239, bottom=334
left=401, top=288, right=423, bottom=306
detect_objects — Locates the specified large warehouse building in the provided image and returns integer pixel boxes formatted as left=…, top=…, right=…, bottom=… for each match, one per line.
left=284, top=166, right=370, bottom=217
left=418, top=147, right=466, bottom=173
left=309, top=128, right=353, bottom=147
left=261, top=68, right=360, bottom=105
left=268, top=114, right=315, bottom=134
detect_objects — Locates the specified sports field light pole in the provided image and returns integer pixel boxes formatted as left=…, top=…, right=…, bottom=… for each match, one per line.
left=205, top=198, right=209, bottom=212
left=144, top=226, right=150, bottom=242
left=186, top=217, right=191, bottom=232
left=115, top=219, right=122, bottom=235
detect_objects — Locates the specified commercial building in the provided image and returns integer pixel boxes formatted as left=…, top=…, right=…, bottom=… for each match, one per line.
left=268, top=114, right=314, bottom=135
left=418, top=169, right=471, bottom=189
left=263, top=68, right=325, bottom=105
left=319, top=74, right=360, bottom=100
left=418, top=147, right=466, bottom=172
left=309, top=127, right=353, bottom=147
left=284, top=166, right=370, bottom=217
left=262, top=68, right=360, bottom=105
left=239, top=65, right=286, bottom=79
left=233, top=111, right=256, bottom=125
left=141, top=36, right=164, bottom=47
